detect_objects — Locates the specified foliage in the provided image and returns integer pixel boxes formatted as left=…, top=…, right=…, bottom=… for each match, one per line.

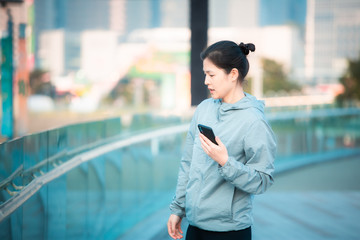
left=261, top=58, right=301, bottom=96
left=336, top=57, right=360, bottom=105
left=29, top=69, right=56, bottom=97
left=243, top=77, right=253, bottom=94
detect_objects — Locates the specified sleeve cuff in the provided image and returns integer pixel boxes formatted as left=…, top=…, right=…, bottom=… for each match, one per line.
left=218, top=156, right=244, bottom=181
left=170, top=209, right=185, bottom=218
left=169, top=203, right=186, bottom=218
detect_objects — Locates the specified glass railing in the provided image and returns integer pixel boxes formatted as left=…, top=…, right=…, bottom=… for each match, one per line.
left=0, top=114, right=187, bottom=239
left=268, top=108, right=360, bottom=172
left=0, top=108, right=359, bottom=239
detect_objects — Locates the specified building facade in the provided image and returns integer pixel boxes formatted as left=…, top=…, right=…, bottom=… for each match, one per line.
left=305, top=0, right=360, bottom=83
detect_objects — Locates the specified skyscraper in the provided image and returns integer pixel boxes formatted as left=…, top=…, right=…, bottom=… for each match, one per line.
left=34, top=0, right=126, bottom=72
left=305, top=0, right=360, bottom=83
left=209, top=0, right=259, bottom=28
left=160, top=0, right=188, bottom=28
left=209, top=0, right=306, bottom=28
left=259, top=0, right=307, bottom=27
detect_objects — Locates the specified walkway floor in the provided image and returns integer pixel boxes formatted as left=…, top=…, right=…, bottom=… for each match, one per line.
left=252, top=191, right=360, bottom=240
left=252, top=155, right=360, bottom=240
left=122, top=155, right=360, bottom=240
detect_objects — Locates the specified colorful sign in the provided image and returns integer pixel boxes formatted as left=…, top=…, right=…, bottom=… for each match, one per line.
left=1, top=13, right=14, bottom=139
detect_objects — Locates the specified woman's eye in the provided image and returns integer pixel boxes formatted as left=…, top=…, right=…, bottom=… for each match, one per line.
left=210, top=75, right=214, bottom=78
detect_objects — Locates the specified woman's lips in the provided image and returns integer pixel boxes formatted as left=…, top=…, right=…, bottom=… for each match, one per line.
left=209, top=88, right=215, bottom=93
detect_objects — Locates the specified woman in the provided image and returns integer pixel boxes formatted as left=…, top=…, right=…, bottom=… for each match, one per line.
left=167, top=40, right=276, bottom=240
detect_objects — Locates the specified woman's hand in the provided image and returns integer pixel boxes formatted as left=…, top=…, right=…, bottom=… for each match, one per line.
left=167, top=214, right=183, bottom=239
left=199, top=133, right=228, bottom=166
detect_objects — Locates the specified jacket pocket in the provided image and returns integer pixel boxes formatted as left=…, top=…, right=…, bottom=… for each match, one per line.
left=197, top=182, right=235, bottom=222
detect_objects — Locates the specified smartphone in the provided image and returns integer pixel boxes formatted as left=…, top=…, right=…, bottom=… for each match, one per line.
left=198, top=124, right=218, bottom=145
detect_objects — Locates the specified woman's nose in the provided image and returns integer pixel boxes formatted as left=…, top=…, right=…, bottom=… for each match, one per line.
left=204, top=75, right=210, bottom=85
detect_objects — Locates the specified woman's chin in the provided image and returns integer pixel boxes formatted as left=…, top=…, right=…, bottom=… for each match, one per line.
left=211, top=95, right=220, bottom=99
left=209, top=91, right=221, bottom=99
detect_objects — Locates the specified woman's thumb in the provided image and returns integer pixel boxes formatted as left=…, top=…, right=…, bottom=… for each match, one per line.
left=215, top=136, right=223, bottom=145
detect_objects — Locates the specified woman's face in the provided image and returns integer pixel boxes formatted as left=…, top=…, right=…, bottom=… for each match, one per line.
left=203, top=58, right=238, bottom=100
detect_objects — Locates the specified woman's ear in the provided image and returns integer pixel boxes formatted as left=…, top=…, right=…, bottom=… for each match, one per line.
left=230, top=68, right=239, bottom=82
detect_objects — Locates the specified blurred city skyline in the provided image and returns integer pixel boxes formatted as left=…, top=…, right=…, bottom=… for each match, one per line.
left=32, top=0, right=310, bottom=112
left=31, top=0, right=359, bottom=85
left=1, top=0, right=360, bottom=136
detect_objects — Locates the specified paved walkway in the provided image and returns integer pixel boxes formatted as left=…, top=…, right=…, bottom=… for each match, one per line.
left=251, top=155, right=360, bottom=240
left=122, top=155, right=360, bottom=240
left=252, top=191, right=360, bottom=240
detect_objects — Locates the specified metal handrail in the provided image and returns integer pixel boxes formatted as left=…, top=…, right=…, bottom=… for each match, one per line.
left=21, top=151, right=67, bottom=177
left=19, top=127, right=170, bottom=178
left=0, top=165, right=24, bottom=190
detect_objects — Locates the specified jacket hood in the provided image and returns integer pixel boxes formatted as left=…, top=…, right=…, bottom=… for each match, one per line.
left=217, top=93, right=264, bottom=120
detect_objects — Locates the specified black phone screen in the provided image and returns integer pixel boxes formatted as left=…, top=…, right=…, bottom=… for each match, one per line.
left=198, top=124, right=218, bottom=145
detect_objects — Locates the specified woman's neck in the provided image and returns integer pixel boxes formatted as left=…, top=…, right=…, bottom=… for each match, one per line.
left=223, top=85, right=245, bottom=104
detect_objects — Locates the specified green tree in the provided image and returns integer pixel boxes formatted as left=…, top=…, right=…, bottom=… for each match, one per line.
left=261, top=58, right=301, bottom=96
left=336, top=57, right=360, bottom=106
left=243, top=77, right=253, bottom=95
left=29, top=69, right=55, bottom=97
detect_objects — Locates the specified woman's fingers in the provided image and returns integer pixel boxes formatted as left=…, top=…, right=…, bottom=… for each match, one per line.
left=199, top=134, right=229, bottom=166
left=215, top=136, right=223, bottom=146
left=176, top=219, right=183, bottom=237
left=176, top=217, right=183, bottom=233
left=199, top=133, right=212, bottom=149
left=167, top=215, right=183, bottom=239
left=199, top=134, right=210, bottom=153
left=200, top=133, right=212, bottom=146
left=200, top=133, right=217, bottom=153
left=167, top=219, right=175, bottom=238
left=168, top=223, right=181, bottom=239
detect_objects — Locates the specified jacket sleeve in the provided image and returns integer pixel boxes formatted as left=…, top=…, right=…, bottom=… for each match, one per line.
left=218, top=119, right=276, bottom=195
left=169, top=110, right=198, bottom=217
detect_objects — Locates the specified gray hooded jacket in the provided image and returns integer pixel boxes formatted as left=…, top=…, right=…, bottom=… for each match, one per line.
left=170, top=93, right=276, bottom=232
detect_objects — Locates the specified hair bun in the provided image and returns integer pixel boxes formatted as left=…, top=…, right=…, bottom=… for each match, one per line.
left=239, top=42, right=255, bottom=55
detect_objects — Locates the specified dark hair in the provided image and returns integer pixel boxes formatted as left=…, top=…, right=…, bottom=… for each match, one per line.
left=200, top=41, right=255, bottom=82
